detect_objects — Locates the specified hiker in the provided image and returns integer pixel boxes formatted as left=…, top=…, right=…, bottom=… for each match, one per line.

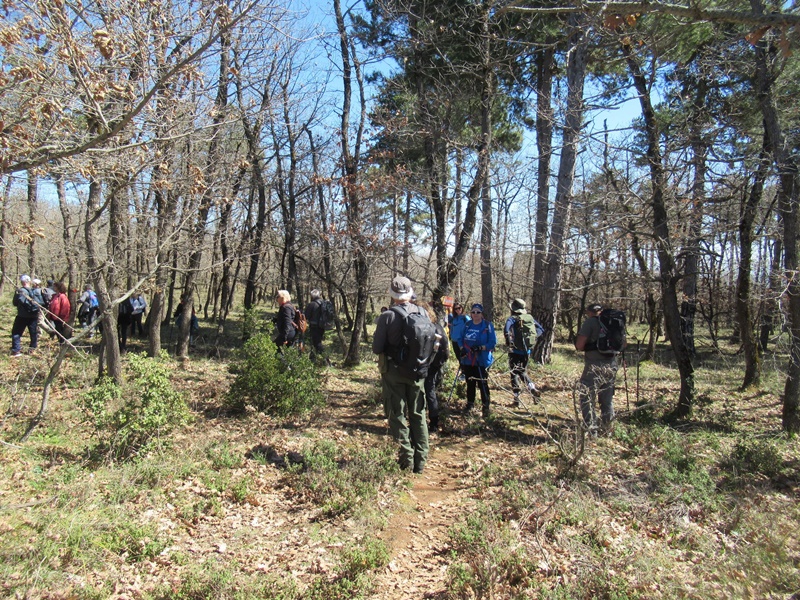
left=117, top=296, right=134, bottom=353
left=304, top=289, right=331, bottom=362
left=455, top=303, right=496, bottom=418
left=48, top=282, right=71, bottom=342
left=419, top=302, right=449, bottom=433
left=372, top=276, right=430, bottom=474
left=274, top=290, right=297, bottom=349
left=78, top=284, right=99, bottom=335
left=175, top=295, right=199, bottom=343
left=130, top=293, right=147, bottom=337
left=503, top=298, right=541, bottom=406
left=11, top=275, right=41, bottom=356
left=42, top=279, right=56, bottom=309
left=31, top=278, right=45, bottom=307
left=574, top=303, right=625, bottom=435
left=448, top=302, right=468, bottom=360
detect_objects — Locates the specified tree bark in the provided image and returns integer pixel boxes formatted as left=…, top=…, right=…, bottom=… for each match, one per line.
left=622, top=39, right=695, bottom=419
left=751, top=0, right=800, bottom=431
left=532, top=16, right=587, bottom=365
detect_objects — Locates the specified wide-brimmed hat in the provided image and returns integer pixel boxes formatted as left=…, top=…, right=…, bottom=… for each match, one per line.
left=511, top=298, right=526, bottom=313
left=389, top=276, right=414, bottom=302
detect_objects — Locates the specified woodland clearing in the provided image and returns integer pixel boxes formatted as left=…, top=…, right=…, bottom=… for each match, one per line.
left=1, top=314, right=799, bottom=599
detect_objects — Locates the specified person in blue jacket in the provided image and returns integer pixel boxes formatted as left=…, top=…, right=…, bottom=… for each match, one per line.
left=455, top=303, right=496, bottom=418
left=447, top=302, right=468, bottom=360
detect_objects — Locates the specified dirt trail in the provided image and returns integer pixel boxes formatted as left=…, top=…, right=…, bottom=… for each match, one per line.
left=370, top=432, right=503, bottom=599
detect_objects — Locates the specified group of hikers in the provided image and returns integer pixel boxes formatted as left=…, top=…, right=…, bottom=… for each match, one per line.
left=11, top=271, right=625, bottom=474
left=10, top=275, right=148, bottom=355
left=273, top=289, right=336, bottom=363
left=370, top=276, right=626, bottom=474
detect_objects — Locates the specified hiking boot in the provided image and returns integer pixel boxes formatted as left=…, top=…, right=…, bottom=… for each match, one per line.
left=512, top=393, right=520, bottom=407
left=413, top=463, right=424, bottom=474
left=10, top=351, right=22, bottom=358
left=482, top=406, right=490, bottom=419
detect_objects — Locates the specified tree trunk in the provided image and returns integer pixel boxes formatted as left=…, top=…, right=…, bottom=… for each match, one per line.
left=532, top=17, right=587, bottom=365
left=27, top=171, right=37, bottom=276
left=532, top=44, right=555, bottom=300
left=477, top=9, right=495, bottom=321
left=751, top=0, right=800, bottom=431
left=622, top=40, right=695, bottom=419
left=335, top=0, right=370, bottom=367
left=85, top=178, right=122, bottom=383
left=737, top=140, right=769, bottom=389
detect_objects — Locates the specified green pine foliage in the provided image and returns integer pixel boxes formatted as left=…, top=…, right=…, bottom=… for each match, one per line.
left=225, top=333, right=324, bottom=417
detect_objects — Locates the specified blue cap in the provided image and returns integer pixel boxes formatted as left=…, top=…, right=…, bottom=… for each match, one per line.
left=471, top=303, right=484, bottom=313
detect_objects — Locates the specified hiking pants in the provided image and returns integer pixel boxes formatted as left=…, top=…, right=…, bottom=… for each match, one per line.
left=11, top=316, right=38, bottom=354
left=579, top=357, right=618, bottom=430
left=509, top=352, right=532, bottom=395
left=382, top=366, right=429, bottom=471
left=424, top=366, right=443, bottom=429
left=462, top=364, right=490, bottom=410
left=308, top=326, right=325, bottom=359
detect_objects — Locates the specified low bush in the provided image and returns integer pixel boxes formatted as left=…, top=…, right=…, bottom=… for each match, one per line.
left=285, top=437, right=399, bottom=517
left=225, top=334, right=324, bottom=417
left=79, top=352, right=190, bottom=459
left=727, top=436, right=784, bottom=478
left=306, top=537, right=389, bottom=600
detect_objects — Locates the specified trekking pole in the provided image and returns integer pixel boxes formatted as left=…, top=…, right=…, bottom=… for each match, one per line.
left=621, top=351, right=630, bottom=412
left=446, top=364, right=462, bottom=404
left=636, top=340, right=641, bottom=405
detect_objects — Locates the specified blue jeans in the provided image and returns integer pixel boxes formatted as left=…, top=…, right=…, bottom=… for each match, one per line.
left=11, top=316, right=38, bottom=353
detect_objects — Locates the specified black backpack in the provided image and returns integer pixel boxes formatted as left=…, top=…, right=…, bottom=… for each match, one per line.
left=118, top=298, right=133, bottom=317
left=318, top=299, right=335, bottom=330
left=389, top=304, right=438, bottom=380
left=13, top=288, right=40, bottom=315
left=595, top=309, right=626, bottom=354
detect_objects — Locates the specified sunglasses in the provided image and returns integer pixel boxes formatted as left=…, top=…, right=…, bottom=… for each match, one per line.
left=471, top=310, right=482, bottom=314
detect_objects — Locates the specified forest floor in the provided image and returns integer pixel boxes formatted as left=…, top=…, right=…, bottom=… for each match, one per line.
left=1, top=330, right=800, bottom=599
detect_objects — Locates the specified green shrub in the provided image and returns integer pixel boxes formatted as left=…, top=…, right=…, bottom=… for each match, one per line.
left=80, top=352, right=190, bottom=459
left=446, top=506, right=534, bottom=599
left=650, top=429, right=718, bottom=506
left=286, top=438, right=399, bottom=517
left=226, top=334, right=324, bottom=417
left=307, top=537, right=389, bottom=600
left=728, top=437, right=783, bottom=478
left=241, top=307, right=268, bottom=341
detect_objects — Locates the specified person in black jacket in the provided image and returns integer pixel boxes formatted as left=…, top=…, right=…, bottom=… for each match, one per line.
left=418, top=302, right=449, bottom=433
left=304, top=289, right=328, bottom=362
left=274, top=290, right=297, bottom=349
left=11, top=275, right=40, bottom=356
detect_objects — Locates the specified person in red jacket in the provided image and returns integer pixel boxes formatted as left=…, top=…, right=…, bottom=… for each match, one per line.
left=48, top=282, right=72, bottom=342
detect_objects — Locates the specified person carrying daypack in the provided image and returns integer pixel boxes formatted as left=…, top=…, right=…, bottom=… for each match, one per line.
left=418, top=302, right=449, bottom=433
left=575, top=303, right=627, bottom=436
left=78, top=284, right=100, bottom=336
left=372, top=276, right=434, bottom=474
left=304, top=289, right=333, bottom=362
left=41, top=280, right=56, bottom=309
left=10, top=274, right=40, bottom=356
left=117, top=296, right=134, bottom=353
left=503, top=298, right=541, bottom=406
left=274, top=289, right=297, bottom=350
